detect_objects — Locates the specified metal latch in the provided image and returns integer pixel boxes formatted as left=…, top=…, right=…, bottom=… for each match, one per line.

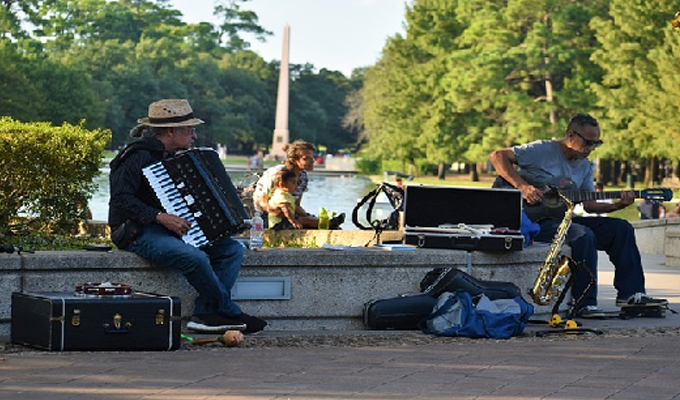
left=156, top=309, right=166, bottom=325
left=113, top=313, right=122, bottom=329
left=104, top=313, right=131, bottom=332
left=71, top=309, right=81, bottom=327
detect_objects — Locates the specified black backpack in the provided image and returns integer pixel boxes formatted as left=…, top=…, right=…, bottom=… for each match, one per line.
left=352, top=182, right=404, bottom=231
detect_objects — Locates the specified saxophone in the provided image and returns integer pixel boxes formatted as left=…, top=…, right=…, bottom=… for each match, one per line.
left=531, top=191, right=577, bottom=305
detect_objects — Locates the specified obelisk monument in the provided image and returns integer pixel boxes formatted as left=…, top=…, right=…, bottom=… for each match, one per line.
left=270, top=24, right=290, bottom=159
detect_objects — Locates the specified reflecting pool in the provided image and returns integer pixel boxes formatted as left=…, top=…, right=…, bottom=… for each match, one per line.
left=89, top=168, right=388, bottom=230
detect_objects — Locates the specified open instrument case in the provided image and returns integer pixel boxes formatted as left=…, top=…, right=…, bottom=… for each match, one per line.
left=403, top=185, right=524, bottom=251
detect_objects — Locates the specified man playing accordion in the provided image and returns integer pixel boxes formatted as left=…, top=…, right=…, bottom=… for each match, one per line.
left=109, top=99, right=267, bottom=334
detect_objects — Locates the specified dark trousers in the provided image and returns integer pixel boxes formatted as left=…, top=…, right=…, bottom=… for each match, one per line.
left=535, top=216, right=646, bottom=307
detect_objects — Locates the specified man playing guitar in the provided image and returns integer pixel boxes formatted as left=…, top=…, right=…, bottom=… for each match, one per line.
left=489, top=113, right=668, bottom=318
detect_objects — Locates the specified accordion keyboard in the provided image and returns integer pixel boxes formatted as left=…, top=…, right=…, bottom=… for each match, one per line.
left=143, top=149, right=242, bottom=247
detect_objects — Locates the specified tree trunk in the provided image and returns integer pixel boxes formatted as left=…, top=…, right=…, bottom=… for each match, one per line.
left=611, top=160, right=619, bottom=186
left=543, top=15, right=556, bottom=126
left=408, top=159, right=418, bottom=177
left=594, top=158, right=603, bottom=184
left=437, top=163, right=446, bottom=180
left=469, top=163, right=479, bottom=182
left=619, top=161, right=629, bottom=186
left=600, top=158, right=611, bottom=186
left=544, top=66, right=556, bottom=125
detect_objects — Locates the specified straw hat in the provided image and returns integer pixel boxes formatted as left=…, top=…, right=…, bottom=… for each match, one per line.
left=137, top=99, right=204, bottom=127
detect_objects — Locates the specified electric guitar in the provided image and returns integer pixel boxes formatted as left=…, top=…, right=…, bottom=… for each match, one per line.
left=492, top=176, right=674, bottom=222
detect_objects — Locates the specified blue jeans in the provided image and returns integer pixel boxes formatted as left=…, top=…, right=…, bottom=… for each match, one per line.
left=128, top=224, right=243, bottom=317
left=535, top=216, right=645, bottom=307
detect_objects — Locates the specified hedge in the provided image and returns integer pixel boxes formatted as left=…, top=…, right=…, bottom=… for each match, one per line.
left=0, top=117, right=110, bottom=233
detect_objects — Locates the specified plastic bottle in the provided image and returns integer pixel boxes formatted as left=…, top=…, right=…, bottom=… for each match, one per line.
left=250, top=213, right=264, bottom=249
left=318, top=207, right=330, bottom=230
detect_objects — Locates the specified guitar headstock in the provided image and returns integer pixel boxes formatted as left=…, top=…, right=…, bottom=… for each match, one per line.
left=641, top=188, right=674, bottom=202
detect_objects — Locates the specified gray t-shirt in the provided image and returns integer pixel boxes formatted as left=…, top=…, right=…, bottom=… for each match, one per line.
left=512, top=140, right=595, bottom=192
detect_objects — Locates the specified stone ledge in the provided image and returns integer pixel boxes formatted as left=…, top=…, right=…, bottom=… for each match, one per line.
left=666, top=228, right=680, bottom=267
left=0, top=245, right=550, bottom=336
left=3, top=221, right=676, bottom=336
left=631, top=217, right=680, bottom=255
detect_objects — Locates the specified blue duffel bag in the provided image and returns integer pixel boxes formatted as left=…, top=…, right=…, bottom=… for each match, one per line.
left=420, top=290, right=534, bottom=339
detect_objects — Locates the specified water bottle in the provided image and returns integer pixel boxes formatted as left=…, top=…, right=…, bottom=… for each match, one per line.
left=318, top=207, right=330, bottom=230
left=250, top=213, right=264, bottom=249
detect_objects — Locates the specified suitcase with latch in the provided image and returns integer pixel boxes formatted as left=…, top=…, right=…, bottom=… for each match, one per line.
left=403, top=185, right=524, bottom=251
left=11, top=290, right=181, bottom=351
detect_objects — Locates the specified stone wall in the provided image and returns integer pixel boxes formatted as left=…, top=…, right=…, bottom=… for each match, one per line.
left=631, top=217, right=680, bottom=256
left=0, top=243, right=550, bottom=338
left=3, top=220, right=678, bottom=339
left=666, top=228, right=680, bottom=267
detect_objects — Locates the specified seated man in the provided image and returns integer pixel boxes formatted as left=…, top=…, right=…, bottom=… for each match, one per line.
left=489, top=113, right=667, bottom=318
left=108, top=98, right=267, bottom=334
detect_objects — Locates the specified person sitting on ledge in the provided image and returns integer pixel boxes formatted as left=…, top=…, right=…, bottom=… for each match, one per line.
left=108, top=98, right=267, bottom=334
left=253, top=139, right=345, bottom=229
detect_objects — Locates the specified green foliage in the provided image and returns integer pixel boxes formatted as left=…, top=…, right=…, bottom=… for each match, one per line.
left=361, top=0, right=612, bottom=175
left=0, top=227, right=113, bottom=251
left=0, top=117, right=110, bottom=233
left=355, top=157, right=382, bottom=175
left=0, top=0, right=359, bottom=157
left=589, top=0, right=680, bottom=186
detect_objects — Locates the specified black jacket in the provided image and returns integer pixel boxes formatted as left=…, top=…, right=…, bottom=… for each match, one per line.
left=108, top=137, right=170, bottom=231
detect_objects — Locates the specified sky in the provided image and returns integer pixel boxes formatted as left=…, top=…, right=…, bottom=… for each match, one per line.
left=170, top=0, right=408, bottom=77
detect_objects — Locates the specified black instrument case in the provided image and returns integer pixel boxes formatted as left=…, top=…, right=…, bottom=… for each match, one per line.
left=11, top=292, right=181, bottom=351
left=403, top=185, right=524, bottom=251
left=363, top=268, right=523, bottom=330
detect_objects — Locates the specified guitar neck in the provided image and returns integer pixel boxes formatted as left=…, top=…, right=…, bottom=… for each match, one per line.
left=565, top=190, right=641, bottom=203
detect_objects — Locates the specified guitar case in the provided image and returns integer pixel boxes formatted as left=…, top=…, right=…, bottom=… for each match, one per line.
left=363, top=268, right=523, bottom=330
left=363, top=293, right=438, bottom=330
left=403, top=185, right=524, bottom=251
left=420, top=267, right=522, bottom=299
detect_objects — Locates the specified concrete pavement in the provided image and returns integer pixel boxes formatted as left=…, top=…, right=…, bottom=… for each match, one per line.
left=1, top=251, right=680, bottom=400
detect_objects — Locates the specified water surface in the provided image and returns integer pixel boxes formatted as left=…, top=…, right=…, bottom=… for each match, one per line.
left=89, top=168, right=389, bottom=230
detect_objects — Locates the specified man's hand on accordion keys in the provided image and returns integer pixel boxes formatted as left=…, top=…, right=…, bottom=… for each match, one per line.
left=156, top=212, right=192, bottom=237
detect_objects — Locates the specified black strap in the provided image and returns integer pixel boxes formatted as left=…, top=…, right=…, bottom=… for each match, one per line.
left=352, top=185, right=381, bottom=230
left=351, top=182, right=404, bottom=230
left=110, top=141, right=165, bottom=170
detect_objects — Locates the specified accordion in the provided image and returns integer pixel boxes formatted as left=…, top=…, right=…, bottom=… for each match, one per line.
left=142, top=148, right=249, bottom=247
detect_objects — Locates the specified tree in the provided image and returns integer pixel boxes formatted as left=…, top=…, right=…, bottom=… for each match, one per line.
left=361, top=34, right=425, bottom=175
left=0, top=40, right=42, bottom=120
left=213, top=0, right=272, bottom=51
left=590, top=0, right=676, bottom=186
left=292, top=67, right=355, bottom=153
left=444, top=0, right=607, bottom=165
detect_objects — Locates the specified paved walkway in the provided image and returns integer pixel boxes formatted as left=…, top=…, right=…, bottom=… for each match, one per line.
left=2, top=252, right=680, bottom=400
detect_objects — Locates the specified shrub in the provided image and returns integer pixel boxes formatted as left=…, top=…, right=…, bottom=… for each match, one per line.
left=0, top=117, right=110, bottom=234
left=355, top=157, right=381, bottom=175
